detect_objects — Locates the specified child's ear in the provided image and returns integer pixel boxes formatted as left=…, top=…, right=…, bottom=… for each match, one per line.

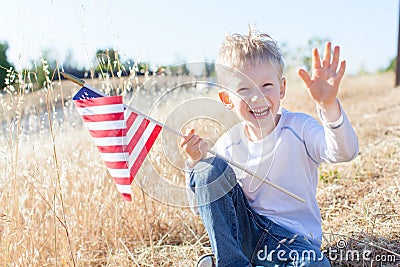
left=280, top=77, right=287, bottom=99
left=218, top=90, right=234, bottom=109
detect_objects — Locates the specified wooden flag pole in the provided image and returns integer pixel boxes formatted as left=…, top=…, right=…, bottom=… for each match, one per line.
left=61, top=72, right=85, bottom=87
left=61, top=72, right=306, bottom=203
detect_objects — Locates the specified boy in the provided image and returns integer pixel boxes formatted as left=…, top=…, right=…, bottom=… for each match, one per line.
left=180, top=29, right=358, bottom=266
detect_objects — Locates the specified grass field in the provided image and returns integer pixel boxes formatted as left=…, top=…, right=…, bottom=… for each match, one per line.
left=0, top=69, right=399, bottom=266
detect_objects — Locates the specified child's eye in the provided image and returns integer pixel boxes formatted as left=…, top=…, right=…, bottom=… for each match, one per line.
left=262, top=83, right=273, bottom=88
left=237, top=87, right=249, bottom=93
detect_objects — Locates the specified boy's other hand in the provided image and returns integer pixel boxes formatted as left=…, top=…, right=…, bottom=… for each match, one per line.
left=297, top=42, right=345, bottom=122
left=179, top=129, right=208, bottom=167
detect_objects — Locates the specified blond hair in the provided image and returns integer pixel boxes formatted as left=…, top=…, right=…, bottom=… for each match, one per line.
left=215, top=28, right=285, bottom=80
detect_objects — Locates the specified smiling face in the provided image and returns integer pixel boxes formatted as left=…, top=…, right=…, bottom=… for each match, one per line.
left=219, top=63, right=286, bottom=141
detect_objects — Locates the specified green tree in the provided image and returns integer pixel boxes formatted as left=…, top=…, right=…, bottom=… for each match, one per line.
left=0, top=41, right=14, bottom=90
left=94, top=48, right=121, bottom=75
left=293, top=36, right=329, bottom=72
left=382, top=57, right=395, bottom=73
left=205, top=62, right=216, bottom=77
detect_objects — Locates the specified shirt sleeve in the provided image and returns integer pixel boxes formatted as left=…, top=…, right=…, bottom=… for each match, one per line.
left=304, top=101, right=359, bottom=164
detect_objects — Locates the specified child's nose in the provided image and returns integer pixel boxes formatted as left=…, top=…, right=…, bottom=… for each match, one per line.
left=249, top=90, right=264, bottom=102
left=248, top=91, right=270, bottom=105
left=251, top=95, right=259, bottom=102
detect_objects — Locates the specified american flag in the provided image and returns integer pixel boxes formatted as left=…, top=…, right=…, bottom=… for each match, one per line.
left=73, top=87, right=162, bottom=201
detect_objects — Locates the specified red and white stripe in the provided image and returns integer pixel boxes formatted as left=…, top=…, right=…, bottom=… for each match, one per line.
left=74, top=95, right=162, bottom=201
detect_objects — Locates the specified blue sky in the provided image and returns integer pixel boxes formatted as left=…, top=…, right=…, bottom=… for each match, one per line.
left=1, top=0, right=398, bottom=74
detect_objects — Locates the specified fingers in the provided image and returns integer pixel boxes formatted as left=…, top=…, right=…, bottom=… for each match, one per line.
left=331, top=45, right=340, bottom=71
left=322, top=42, right=331, bottom=68
left=336, top=60, right=346, bottom=81
left=317, top=42, right=343, bottom=75
left=179, top=129, right=194, bottom=147
left=180, top=129, right=200, bottom=148
left=297, top=68, right=312, bottom=88
left=179, top=129, right=207, bottom=162
left=312, top=48, right=321, bottom=69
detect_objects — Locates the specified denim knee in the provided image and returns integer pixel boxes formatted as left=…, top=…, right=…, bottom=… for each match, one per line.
left=189, top=156, right=238, bottom=205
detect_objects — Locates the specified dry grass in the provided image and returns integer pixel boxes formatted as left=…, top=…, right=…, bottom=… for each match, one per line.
left=0, top=69, right=399, bottom=266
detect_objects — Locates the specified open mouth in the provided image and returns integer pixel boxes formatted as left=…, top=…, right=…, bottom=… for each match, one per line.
left=250, top=107, right=270, bottom=117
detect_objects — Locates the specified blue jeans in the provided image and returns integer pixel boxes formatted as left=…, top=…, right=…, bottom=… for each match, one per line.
left=189, top=157, right=331, bottom=267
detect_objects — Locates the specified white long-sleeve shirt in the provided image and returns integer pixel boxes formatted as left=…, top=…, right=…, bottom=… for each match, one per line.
left=187, top=105, right=358, bottom=246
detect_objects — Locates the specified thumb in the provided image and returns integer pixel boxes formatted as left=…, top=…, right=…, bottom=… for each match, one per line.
left=185, top=128, right=195, bottom=135
left=183, top=128, right=195, bottom=137
left=297, top=68, right=312, bottom=88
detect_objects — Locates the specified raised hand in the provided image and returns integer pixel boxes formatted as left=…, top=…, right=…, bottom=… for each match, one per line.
left=297, top=42, right=345, bottom=121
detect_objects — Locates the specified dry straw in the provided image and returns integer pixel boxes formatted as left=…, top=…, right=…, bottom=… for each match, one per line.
left=0, top=57, right=399, bottom=266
